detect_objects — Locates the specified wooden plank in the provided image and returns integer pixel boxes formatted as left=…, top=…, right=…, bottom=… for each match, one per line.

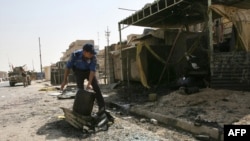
left=61, top=107, right=93, bottom=129
left=61, top=107, right=83, bottom=129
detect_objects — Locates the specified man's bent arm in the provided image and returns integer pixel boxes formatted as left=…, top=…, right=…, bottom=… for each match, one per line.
left=61, top=68, right=70, bottom=90
left=87, top=71, right=95, bottom=87
left=88, top=71, right=95, bottom=84
left=63, top=68, right=70, bottom=82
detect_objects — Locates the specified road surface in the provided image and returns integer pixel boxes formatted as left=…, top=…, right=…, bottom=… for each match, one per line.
left=0, top=80, right=197, bottom=141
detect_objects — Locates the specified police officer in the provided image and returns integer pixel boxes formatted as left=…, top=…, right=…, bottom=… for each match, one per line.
left=61, top=43, right=105, bottom=111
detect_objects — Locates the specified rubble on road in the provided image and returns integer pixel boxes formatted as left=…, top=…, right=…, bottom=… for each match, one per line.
left=104, top=83, right=250, bottom=141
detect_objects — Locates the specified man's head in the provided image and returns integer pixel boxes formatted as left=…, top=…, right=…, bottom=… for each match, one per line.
left=82, top=44, right=96, bottom=59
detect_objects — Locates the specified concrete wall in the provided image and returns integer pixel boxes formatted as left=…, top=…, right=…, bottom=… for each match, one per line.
left=43, top=66, right=51, bottom=81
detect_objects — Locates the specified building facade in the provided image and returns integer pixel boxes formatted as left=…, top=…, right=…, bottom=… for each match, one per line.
left=0, top=71, right=8, bottom=81
left=60, top=40, right=95, bottom=61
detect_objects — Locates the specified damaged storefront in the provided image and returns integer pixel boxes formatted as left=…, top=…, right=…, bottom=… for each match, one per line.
left=210, top=5, right=250, bottom=90
left=112, top=28, right=209, bottom=89
left=114, top=0, right=250, bottom=90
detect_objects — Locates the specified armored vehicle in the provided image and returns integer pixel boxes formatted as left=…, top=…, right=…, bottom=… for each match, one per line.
left=8, top=66, right=31, bottom=86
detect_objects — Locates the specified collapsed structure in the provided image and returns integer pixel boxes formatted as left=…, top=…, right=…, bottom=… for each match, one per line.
left=104, top=0, right=250, bottom=90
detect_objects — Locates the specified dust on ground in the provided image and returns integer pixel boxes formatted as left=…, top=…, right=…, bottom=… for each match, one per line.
left=113, top=86, right=250, bottom=130
left=0, top=81, right=198, bottom=141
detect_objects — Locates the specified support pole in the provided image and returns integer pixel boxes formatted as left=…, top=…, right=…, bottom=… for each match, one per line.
left=118, top=23, right=124, bottom=81
left=38, top=37, right=43, bottom=79
left=104, top=47, right=107, bottom=84
left=105, top=27, right=111, bottom=84
left=126, top=51, right=130, bottom=88
left=208, top=0, right=214, bottom=76
left=157, top=29, right=181, bottom=86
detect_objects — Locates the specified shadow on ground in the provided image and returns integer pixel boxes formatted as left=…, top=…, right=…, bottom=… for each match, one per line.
left=36, top=118, right=88, bottom=140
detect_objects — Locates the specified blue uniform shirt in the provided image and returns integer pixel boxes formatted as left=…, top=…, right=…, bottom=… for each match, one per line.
left=66, top=49, right=97, bottom=72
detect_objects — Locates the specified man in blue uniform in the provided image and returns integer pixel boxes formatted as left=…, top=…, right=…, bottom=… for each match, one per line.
left=61, top=44, right=105, bottom=111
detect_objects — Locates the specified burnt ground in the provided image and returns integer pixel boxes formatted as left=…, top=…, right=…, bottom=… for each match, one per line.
left=102, top=81, right=250, bottom=132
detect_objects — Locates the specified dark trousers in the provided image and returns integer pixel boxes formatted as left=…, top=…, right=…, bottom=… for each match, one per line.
left=74, top=69, right=105, bottom=111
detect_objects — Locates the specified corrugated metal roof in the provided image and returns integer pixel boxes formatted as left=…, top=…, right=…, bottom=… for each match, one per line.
left=118, top=0, right=250, bottom=28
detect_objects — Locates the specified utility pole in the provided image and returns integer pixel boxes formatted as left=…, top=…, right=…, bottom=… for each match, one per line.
left=32, top=59, right=35, bottom=72
left=38, top=37, right=43, bottom=79
left=105, top=27, right=110, bottom=47
left=105, top=27, right=110, bottom=84
left=97, top=32, right=100, bottom=47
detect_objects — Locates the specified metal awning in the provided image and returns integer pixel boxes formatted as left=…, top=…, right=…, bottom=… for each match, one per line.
left=118, top=0, right=250, bottom=29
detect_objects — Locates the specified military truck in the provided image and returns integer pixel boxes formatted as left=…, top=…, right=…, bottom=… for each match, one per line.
left=8, top=66, right=31, bottom=86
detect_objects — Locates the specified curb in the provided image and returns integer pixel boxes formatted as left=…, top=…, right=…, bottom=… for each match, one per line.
left=107, top=102, right=223, bottom=141
left=129, top=107, right=223, bottom=141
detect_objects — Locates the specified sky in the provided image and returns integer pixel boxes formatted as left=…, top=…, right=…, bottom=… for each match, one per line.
left=0, top=0, right=153, bottom=72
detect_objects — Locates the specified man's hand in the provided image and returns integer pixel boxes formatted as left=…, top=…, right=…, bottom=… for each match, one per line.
left=87, top=71, right=95, bottom=90
left=86, top=82, right=92, bottom=90
left=61, top=80, right=68, bottom=90
left=61, top=68, right=70, bottom=90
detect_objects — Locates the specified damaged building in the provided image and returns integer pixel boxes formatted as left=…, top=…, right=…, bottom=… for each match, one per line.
left=104, top=0, right=250, bottom=91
